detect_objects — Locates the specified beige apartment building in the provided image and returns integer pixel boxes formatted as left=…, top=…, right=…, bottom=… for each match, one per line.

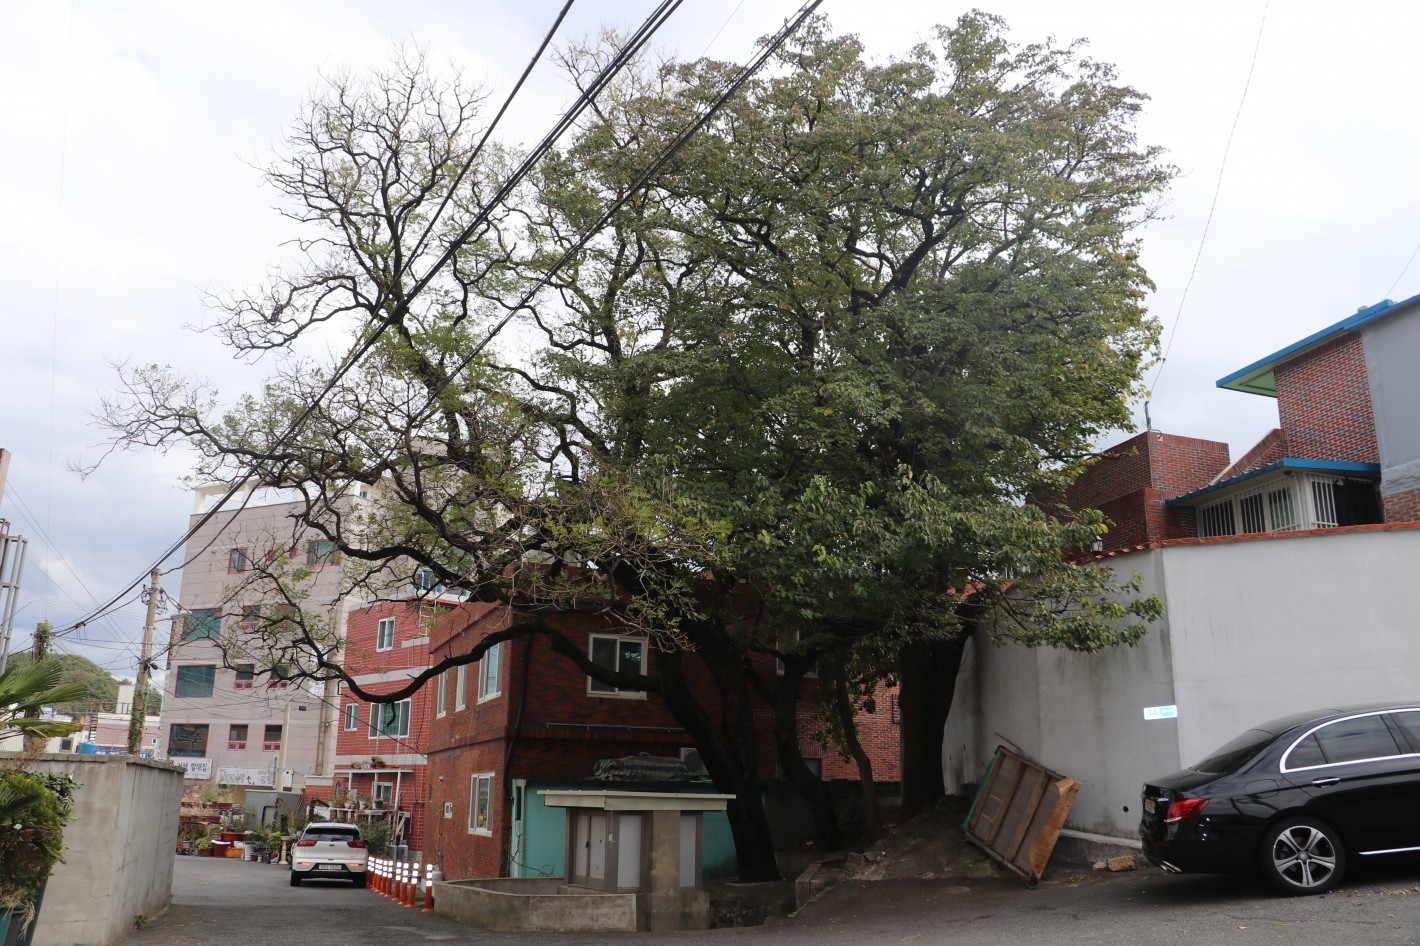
left=159, top=483, right=372, bottom=791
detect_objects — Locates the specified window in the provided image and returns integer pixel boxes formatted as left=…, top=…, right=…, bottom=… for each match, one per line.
left=343, top=703, right=359, bottom=731
left=1285, top=714, right=1402, bottom=770
left=174, top=665, right=216, bottom=698
left=268, top=666, right=292, bottom=690
left=376, top=617, right=396, bottom=651
left=306, top=539, right=339, bottom=566
left=1392, top=710, right=1420, bottom=748
left=263, top=725, right=283, bottom=751
left=181, top=609, right=220, bottom=641
left=228, top=724, right=248, bottom=750
left=1196, top=474, right=1382, bottom=538
left=369, top=700, right=411, bottom=738
left=478, top=643, right=501, bottom=702
left=469, top=773, right=493, bottom=834
left=455, top=664, right=467, bottom=710
left=587, top=634, right=645, bottom=698
left=168, top=723, right=209, bottom=757
left=227, top=548, right=250, bottom=573
left=374, top=784, right=393, bottom=806
left=236, top=606, right=262, bottom=634
left=234, top=665, right=255, bottom=689
left=435, top=671, right=447, bottom=717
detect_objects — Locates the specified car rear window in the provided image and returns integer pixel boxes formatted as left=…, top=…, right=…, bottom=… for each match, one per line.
left=304, top=827, right=360, bottom=842
left=1192, top=729, right=1272, bottom=774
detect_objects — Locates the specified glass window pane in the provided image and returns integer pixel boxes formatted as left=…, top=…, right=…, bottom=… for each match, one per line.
left=1285, top=733, right=1326, bottom=768
left=1392, top=711, right=1420, bottom=750
left=1314, top=715, right=1400, bottom=764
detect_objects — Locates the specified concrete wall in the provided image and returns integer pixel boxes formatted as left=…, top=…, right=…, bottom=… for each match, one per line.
left=943, top=527, right=1420, bottom=842
left=434, top=878, right=638, bottom=932
left=1363, top=301, right=1420, bottom=499
left=2, top=754, right=184, bottom=946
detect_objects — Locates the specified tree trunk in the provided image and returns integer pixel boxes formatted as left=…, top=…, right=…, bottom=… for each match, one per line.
left=827, top=655, right=882, bottom=841
left=655, top=638, right=782, bottom=881
left=897, top=632, right=968, bottom=821
left=769, top=658, right=841, bottom=852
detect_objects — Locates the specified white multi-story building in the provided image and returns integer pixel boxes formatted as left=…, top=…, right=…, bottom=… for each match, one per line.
left=159, top=483, right=371, bottom=791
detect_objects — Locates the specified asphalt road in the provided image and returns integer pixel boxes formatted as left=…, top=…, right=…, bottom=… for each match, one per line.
left=132, top=853, right=1420, bottom=946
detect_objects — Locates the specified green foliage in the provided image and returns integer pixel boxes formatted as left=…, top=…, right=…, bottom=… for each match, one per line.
left=0, top=659, right=87, bottom=744
left=2, top=652, right=160, bottom=718
left=361, top=817, right=391, bottom=857
left=0, top=770, right=78, bottom=905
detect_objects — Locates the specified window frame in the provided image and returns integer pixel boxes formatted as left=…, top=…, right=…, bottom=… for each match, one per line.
left=375, top=616, right=396, bottom=652
left=233, top=664, right=255, bottom=690
left=368, top=700, right=412, bottom=739
left=167, top=723, right=209, bottom=758
left=174, top=664, right=217, bottom=699
left=306, top=539, right=340, bottom=566
left=227, top=548, right=250, bottom=574
left=454, top=663, right=467, bottom=711
left=435, top=671, right=447, bottom=718
left=478, top=642, right=502, bottom=702
left=468, top=772, right=494, bottom=835
left=262, top=724, right=283, bottom=752
left=227, top=724, right=248, bottom=751
left=1281, top=711, right=1409, bottom=773
left=342, top=703, right=359, bottom=731
left=585, top=633, right=647, bottom=700
left=181, top=609, right=220, bottom=641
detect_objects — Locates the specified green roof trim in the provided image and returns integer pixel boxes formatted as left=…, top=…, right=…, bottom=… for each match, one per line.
left=1216, top=293, right=1420, bottom=397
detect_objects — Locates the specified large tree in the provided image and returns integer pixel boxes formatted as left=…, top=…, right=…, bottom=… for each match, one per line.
left=95, top=17, right=1167, bottom=879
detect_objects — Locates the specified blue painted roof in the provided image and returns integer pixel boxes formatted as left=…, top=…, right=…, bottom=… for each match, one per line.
left=1164, top=458, right=1381, bottom=507
left=1216, top=292, right=1420, bottom=397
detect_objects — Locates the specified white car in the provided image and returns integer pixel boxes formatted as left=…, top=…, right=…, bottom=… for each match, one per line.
left=289, top=822, right=369, bottom=887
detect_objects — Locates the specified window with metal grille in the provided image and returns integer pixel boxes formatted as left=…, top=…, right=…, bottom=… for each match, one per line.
left=1266, top=486, right=1297, bottom=531
left=1238, top=492, right=1266, bottom=533
left=1198, top=501, right=1235, bottom=538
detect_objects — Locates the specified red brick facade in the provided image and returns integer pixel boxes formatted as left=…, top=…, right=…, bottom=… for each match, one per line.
left=421, top=602, right=900, bottom=880
left=1062, top=432, right=1230, bottom=550
left=1274, top=333, right=1379, bottom=464
left=1225, top=428, right=1289, bottom=477
left=1383, top=486, right=1420, bottom=523
left=327, top=599, right=445, bottom=852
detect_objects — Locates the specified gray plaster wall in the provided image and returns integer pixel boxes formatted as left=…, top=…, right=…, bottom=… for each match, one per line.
left=1362, top=300, right=1420, bottom=495
left=435, top=879, right=638, bottom=932
left=6, top=754, right=184, bottom=946
left=943, top=528, right=1420, bottom=842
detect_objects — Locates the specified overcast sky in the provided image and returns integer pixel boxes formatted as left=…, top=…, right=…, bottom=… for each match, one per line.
left=4, top=0, right=1418, bottom=680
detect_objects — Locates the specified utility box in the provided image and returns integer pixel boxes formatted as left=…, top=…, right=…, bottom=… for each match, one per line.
left=540, top=790, right=733, bottom=932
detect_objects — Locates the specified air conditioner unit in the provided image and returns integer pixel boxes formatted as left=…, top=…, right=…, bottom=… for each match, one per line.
left=679, top=747, right=707, bottom=776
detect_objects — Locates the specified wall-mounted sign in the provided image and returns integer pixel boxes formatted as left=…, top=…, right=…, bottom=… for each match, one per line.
left=216, top=766, right=274, bottom=787
left=1143, top=704, right=1178, bottom=721
left=175, top=758, right=211, bottom=779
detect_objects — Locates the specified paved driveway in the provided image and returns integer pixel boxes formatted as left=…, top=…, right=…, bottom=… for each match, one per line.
left=134, top=853, right=1420, bottom=946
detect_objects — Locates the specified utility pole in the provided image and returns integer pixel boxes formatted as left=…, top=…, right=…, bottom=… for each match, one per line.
left=23, top=620, right=52, bottom=751
left=128, top=568, right=161, bottom=755
left=275, top=699, right=292, bottom=791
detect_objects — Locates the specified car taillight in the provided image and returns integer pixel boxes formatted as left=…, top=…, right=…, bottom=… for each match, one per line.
left=296, top=839, right=317, bottom=847
left=1163, top=798, right=1209, bottom=824
left=346, top=840, right=367, bottom=849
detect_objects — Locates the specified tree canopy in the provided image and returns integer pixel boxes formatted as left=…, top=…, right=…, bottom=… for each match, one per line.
left=94, top=16, right=1169, bottom=879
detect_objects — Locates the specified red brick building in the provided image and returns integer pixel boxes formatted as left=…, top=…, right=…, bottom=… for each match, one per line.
left=318, top=598, right=447, bottom=853
left=1067, top=294, right=1420, bottom=547
left=421, top=602, right=900, bottom=880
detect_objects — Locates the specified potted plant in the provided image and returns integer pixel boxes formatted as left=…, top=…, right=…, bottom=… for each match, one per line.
left=370, top=756, right=385, bottom=769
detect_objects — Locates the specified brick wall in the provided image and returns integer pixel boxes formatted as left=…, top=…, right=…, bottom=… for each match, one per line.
left=1225, top=428, right=1289, bottom=477
left=1060, top=431, right=1230, bottom=549
left=1384, top=486, right=1420, bottom=522
left=421, top=601, right=902, bottom=880
left=1274, top=333, right=1379, bottom=463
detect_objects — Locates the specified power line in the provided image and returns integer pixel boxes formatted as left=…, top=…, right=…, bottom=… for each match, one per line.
left=1149, top=0, right=1269, bottom=400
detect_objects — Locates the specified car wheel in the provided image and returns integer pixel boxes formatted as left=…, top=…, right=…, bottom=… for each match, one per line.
left=289, top=872, right=302, bottom=887
left=1261, top=817, right=1345, bottom=895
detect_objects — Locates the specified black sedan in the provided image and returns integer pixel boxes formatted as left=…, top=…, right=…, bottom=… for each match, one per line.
left=1140, top=703, right=1420, bottom=895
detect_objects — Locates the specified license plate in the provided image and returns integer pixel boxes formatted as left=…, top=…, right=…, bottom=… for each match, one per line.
left=316, top=864, right=342, bottom=870
left=1144, top=798, right=1156, bottom=815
